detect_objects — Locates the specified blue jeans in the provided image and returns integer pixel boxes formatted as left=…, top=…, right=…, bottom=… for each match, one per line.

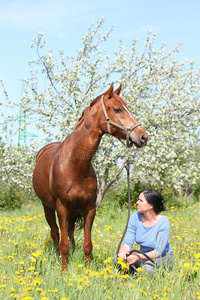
left=114, top=252, right=174, bottom=275
left=129, top=252, right=174, bottom=274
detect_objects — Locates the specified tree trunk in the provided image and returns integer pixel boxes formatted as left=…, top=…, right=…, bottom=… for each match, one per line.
left=96, top=160, right=127, bottom=209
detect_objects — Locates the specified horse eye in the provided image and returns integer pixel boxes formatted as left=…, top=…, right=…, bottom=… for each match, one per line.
left=114, top=108, right=122, bottom=113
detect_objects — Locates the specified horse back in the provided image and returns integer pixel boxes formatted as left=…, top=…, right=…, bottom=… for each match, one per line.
left=36, top=142, right=62, bottom=162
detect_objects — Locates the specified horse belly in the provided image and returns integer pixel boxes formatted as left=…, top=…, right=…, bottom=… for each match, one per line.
left=62, top=180, right=97, bottom=211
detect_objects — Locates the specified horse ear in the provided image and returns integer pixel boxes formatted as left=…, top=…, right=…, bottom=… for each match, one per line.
left=105, top=82, right=114, bottom=99
left=113, top=84, right=122, bottom=95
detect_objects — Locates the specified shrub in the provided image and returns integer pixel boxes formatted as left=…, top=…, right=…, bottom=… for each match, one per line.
left=113, top=181, right=182, bottom=209
left=193, top=182, right=200, bottom=201
left=113, top=181, right=149, bottom=208
left=0, top=184, right=24, bottom=210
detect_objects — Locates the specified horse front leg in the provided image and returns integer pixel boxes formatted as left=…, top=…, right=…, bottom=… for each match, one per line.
left=56, top=200, right=70, bottom=272
left=83, top=207, right=96, bottom=264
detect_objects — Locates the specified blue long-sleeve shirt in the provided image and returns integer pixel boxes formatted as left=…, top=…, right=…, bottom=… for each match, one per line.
left=123, top=212, right=173, bottom=257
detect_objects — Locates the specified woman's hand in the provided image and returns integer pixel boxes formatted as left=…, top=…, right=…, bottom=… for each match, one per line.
left=118, top=244, right=131, bottom=261
left=126, top=254, right=140, bottom=265
left=118, top=251, right=128, bottom=261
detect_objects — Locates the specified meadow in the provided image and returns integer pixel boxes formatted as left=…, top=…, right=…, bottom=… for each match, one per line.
left=0, top=198, right=199, bottom=300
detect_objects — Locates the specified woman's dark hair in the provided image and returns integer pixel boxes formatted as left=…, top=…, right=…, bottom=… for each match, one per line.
left=140, top=189, right=165, bottom=214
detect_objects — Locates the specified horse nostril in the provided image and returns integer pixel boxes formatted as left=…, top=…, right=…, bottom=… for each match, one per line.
left=141, top=135, right=148, bottom=144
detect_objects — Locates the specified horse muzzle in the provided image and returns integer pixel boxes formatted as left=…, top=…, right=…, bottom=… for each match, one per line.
left=129, top=130, right=148, bottom=148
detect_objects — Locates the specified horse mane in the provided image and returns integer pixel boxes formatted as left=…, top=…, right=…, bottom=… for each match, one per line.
left=89, top=94, right=102, bottom=107
left=77, top=93, right=103, bottom=123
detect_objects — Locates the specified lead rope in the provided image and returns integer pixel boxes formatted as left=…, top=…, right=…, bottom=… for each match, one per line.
left=115, top=156, right=131, bottom=256
left=115, top=153, right=155, bottom=265
left=100, top=95, right=153, bottom=264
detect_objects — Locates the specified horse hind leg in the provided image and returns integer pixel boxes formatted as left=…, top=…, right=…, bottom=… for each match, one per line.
left=68, top=229, right=75, bottom=252
left=43, top=204, right=60, bottom=251
left=68, top=216, right=76, bottom=252
left=68, top=213, right=83, bottom=252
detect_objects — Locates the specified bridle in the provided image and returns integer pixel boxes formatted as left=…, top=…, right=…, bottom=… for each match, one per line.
left=101, top=96, right=141, bottom=148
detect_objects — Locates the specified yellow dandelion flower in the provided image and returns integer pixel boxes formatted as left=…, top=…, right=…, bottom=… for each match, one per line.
left=77, top=285, right=83, bottom=290
left=142, top=291, right=147, bottom=296
left=136, top=276, right=143, bottom=283
left=48, top=289, right=58, bottom=293
left=32, top=250, right=42, bottom=258
left=104, top=257, right=112, bottom=264
left=184, top=262, right=190, bottom=269
left=119, top=274, right=129, bottom=279
left=24, top=287, right=33, bottom=292
left=119, top=261, right=129, bottom=271
left=194, top=265, right=199, bottom=270
left=137, top=267, right=143, bottom=272
left=105, top=225, right=112, bottom=231
left=117, top=257, right=123, bottom=262
left=28, top=266, right=35, bottom=271
left=33, top=279, right=41, bottom=286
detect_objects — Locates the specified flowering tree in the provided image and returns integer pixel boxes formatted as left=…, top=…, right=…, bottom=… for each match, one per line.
left=1, top=18, right=200, bottom=206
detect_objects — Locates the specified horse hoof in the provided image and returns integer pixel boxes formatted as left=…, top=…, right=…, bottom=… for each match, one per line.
left=86, top=257, right=91, bottom=265
left=61, top=266, right=68, bottom=273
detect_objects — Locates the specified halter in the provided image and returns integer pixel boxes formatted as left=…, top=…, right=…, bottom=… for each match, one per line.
left=101, top=96, right=141, bottom=148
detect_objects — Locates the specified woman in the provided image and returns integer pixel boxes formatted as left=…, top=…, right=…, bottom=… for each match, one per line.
left=117, top=189, right=173, bottom=274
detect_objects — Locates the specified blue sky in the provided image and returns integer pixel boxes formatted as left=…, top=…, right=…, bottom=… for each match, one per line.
left=0, top=0, right=200, bottom=144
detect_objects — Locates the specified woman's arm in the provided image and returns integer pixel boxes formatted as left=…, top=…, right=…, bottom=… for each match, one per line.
left=126, top=250, right=158, bottom=265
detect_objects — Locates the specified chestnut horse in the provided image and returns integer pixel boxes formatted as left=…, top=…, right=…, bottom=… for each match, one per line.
left=32, top=83, right=148, bottom=272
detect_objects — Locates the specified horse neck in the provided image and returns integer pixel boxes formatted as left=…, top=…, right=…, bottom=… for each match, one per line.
left=63, top=113, right=103, bottom=165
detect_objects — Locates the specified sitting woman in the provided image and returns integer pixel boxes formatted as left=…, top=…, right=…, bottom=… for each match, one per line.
left=117, top=189, right=174, bottom=274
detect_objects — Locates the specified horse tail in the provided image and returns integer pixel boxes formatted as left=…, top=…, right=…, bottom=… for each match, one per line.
left=75, top=214, right=84, bottom=230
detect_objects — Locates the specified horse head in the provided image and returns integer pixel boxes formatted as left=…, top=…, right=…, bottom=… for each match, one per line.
left=98, top=83, right=148, bottom=148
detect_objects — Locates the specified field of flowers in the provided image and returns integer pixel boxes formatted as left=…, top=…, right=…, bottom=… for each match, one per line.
left=0, top=199, right=199, bottom=300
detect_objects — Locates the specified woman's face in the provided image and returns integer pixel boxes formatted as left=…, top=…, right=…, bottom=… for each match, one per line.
left=136, top=192, right=153, bottom=213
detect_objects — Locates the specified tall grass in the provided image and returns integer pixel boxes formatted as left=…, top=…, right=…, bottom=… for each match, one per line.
left=0, top=198, right=199, bottom=300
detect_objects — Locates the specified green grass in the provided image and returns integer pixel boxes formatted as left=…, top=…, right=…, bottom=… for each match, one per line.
left=0, top=199, right=199, bottom=300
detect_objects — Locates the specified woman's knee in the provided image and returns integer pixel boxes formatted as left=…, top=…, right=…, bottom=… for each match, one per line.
left=143, top=261, right=155, bottom=274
